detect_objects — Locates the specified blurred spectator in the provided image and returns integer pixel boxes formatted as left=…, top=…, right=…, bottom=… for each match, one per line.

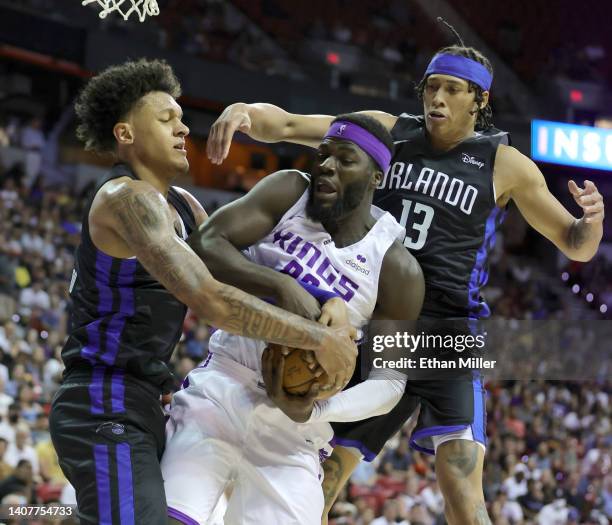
left=19, top=118, right=45, bottom=152
left=0, top=378, right=14, bottom=417
left=498, top=489, right=524, bottom=523
left=419, top=477, right=444, bottom=517
left=0, top=438, right=13, bottom=480
left=19, top=281, right=50, bottom=316
left=186, top=324, right=210, bottom=360
left=0, top=459, right=34, bottom=503
left=36, top=435, right=66, bottom=486
left=379, top=438, right=412, bottom=478
left=4, top=423, right=39, bottom=476
left=20, top=117, right=46, bottom=190
left=371, top=499, right=408, bottom=525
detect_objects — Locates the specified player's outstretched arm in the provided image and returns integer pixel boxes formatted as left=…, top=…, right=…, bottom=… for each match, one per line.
left=499, top=145, right=604, bottom=262
left=188, top=170, right=320, bottom=320
left=98, top=179, right=357, bottom=374
left=207, top=102, right=398, bottom=164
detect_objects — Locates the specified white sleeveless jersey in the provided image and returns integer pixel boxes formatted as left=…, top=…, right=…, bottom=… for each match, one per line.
left=208, top=175, right=405, bottom=372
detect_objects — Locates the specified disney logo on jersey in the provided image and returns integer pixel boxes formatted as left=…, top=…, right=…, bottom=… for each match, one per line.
left=345, top=255, right=370, bottom=275
left=461, top=153, right=485, bottom=169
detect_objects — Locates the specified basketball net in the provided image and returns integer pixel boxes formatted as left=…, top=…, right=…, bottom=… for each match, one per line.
left=82, top=0, right=160, bottom=22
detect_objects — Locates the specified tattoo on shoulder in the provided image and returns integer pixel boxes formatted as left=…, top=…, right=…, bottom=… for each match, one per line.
left=107, top=185, right=166, bottom=245
left=444, top=440, right=479, bottom=478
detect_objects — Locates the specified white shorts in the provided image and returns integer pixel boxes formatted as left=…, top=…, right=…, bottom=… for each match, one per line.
left=161, top=353, right=333, bottom=525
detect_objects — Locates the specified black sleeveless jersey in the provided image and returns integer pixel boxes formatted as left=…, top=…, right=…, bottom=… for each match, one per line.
left=61, top=163, right=196, bottom=394
left=374, top=114, right=509, bottom=319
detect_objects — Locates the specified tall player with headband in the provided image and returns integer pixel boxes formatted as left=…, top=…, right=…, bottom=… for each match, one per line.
left=206, top=43, right=605, bottom=524
left=162, top=113, right=424, bottom=525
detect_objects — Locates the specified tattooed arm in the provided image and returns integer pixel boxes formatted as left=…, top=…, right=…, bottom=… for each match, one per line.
left=497, top=144, right=604, bottom=262
left=90, top=178, right=356, bottom=378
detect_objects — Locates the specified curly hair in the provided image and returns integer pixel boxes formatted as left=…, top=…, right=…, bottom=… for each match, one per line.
left=75, top=58, right=182, bottom=153
left=415, top=46, right=494, bottom=130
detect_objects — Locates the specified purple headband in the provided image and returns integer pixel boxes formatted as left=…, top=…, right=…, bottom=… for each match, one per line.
left=323, top=121, right=391, bottom=173
left=425, top=53, right=493, bottom=91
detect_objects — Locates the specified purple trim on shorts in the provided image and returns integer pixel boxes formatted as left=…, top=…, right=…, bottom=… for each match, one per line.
left=116, top=443, right=135, bottom=525
left=111, top=368, right=125, bottom=413
left=93, top=444, right=112, bottom=525
left=197, top=352, right=214, bottom=369
left=409, top=424, right=468, bottom=456
left=470, top=373, right=487, bottom=447
left=330, top=436, right=377, bottom=462
left=168, top=506, right=201, bottom=525
left=89, top=365, right=106, bottom=415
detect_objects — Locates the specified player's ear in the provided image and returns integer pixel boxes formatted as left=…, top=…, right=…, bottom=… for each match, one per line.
left=113, top=122, right=134, bottom=145
left=480, top=90, right=490, bottom=109
left=371, top=168, right=383, bottom=189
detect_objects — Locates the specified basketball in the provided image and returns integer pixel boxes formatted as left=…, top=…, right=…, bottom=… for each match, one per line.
left=268, top=344, right=331, bottom=397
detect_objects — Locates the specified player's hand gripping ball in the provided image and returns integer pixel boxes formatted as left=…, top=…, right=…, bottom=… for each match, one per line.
left=268, top=344, right=335, bottom=400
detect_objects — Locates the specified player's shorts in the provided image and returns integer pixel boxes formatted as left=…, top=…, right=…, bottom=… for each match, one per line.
left=332, top=371, right=487, bottom=459
left=161, top=353, right=333, bottom=525
left=49, top=366, right=167, bottom=525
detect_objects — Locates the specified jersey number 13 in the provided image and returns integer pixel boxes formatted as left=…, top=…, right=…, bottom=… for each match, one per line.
left=399, top=199, right=434, bottom=250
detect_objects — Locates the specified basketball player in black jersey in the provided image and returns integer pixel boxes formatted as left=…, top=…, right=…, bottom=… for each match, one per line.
left=49, top=59, right=357, bottom=525
left=205, top=46, right=605, bottom=525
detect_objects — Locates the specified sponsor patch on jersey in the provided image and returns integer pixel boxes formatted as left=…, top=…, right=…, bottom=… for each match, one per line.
left=345, top=257, right=370, bottom=275
left=461, top=153, right=485, bottom=169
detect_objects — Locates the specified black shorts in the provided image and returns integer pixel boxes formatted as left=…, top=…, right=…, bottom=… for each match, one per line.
left=49, top=368, right=167, bottom=525
left=331, top=371, right=487, bottom=460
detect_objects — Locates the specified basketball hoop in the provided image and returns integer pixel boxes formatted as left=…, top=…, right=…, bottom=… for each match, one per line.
left=82, top=0, right=160, bottom=23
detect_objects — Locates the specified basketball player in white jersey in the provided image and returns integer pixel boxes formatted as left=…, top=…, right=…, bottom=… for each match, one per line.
left=161, top=113, right=424, bottom=525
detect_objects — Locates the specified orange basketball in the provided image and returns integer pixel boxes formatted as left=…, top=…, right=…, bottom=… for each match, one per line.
left=268, top=344, right=331, bottom=398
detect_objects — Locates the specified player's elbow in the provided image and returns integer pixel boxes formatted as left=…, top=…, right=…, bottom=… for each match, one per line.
left=563, top=247, right=597, bottom=263
left=187, top=228, right=220, bottom=261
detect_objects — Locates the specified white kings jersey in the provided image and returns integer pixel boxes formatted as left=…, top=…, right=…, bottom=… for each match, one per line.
left=208, top=173, right=405, bottom=373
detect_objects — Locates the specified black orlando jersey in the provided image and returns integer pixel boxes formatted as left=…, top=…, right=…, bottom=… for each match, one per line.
left=374, top=114, right=509, bottom=319
left=61, top=163, right=196, bottom=396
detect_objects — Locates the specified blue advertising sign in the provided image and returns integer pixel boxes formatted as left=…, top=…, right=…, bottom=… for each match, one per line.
left=531, top=120, right=612, bottom=172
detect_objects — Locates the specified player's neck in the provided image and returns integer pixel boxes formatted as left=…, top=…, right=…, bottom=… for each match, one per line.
left=428, top=127, right=475, bottom=152
left=124, top=157, right=172, bottom=197
left=323, top=204, right=375, bottom=248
